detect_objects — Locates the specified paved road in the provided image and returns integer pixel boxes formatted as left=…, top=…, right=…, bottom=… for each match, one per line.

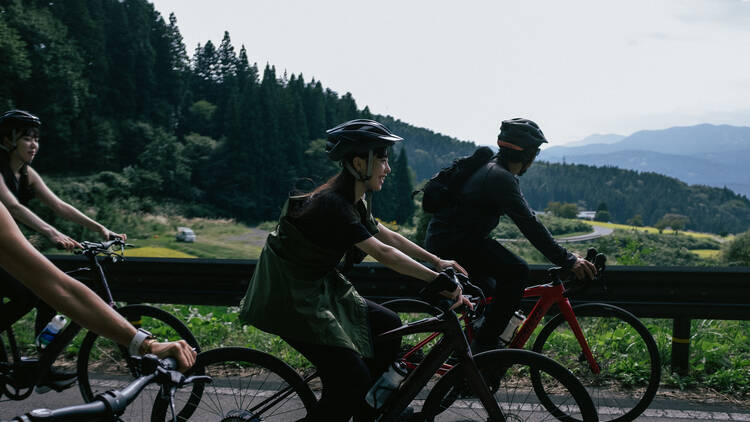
left=5, top=383, right=749, bottom=421
left=498, top=224, right=614, bottom=244
left=555, top=224, right=614, bottom=243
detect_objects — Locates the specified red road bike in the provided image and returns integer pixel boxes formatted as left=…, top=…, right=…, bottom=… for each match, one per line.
left=383, top=249, right=661, bottom=422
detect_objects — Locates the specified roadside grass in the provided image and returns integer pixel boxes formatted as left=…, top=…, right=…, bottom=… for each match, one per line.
left=11, top=306, right=747, bottom=398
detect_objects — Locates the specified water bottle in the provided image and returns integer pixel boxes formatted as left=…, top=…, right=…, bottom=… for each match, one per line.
left=365, top=361, right=408, bottom=409
left=499, top=311, right=526, bottom=345
left=35, top=315, right=66, bottom=350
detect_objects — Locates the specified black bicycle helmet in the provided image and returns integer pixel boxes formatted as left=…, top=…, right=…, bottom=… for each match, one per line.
left=0, top=110, right=41, bottom=131
left=0, top=110, right=41, bottom=152
left=497, top=118, right=547, bottom=154
left=325, top=119, right=402, bottom=161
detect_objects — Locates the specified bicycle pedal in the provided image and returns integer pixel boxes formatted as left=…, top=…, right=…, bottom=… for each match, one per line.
left=35, top=376, right=77, bottom=394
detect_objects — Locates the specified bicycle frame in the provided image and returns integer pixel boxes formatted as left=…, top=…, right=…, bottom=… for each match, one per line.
left=510, top=280, right=600, bottom=374
left=1, top=245, right=127, bottom=392
left=398, top=278, right=600, bottom=378
left=376, top=311, right=504, bottom=421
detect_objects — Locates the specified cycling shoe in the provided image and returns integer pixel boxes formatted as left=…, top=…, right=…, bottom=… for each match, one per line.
left=35, top=366, right=77, bottom=393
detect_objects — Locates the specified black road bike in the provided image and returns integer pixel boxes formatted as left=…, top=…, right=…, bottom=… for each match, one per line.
left=0, top=239, right=201, bottom=421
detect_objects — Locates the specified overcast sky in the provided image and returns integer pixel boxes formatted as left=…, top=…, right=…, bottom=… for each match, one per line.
left=150, top=0, right=750, bottom=147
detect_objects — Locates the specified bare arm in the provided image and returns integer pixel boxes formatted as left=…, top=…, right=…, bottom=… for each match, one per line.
left=356, top=235, right=470, bottom=309
left=374, top=223, right=467, bottom=275
left=0, top=204, right=193, bottom=369
left=357, top=235, right=438, bottom=282
left=28, top=168, right=126, bottom=242
left=0, top=176, right=71, bottom=244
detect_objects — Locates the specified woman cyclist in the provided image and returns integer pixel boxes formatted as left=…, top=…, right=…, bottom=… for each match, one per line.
left=239, top=119, right=470, bottom=421
left=0, top=109, right=127, bottom=386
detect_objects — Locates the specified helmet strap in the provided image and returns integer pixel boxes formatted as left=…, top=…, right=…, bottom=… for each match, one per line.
left=343, top=150, right=374, bottom=183
left=8, top=129, right=19, bottom=151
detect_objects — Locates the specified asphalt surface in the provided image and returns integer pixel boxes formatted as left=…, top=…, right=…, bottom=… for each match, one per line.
left=4, top=382, right=749, bottom=421
left=499, top=224, right=614, bottom=244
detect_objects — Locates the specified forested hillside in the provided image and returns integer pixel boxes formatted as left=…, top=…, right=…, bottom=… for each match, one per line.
left=523, top=162, right=750, bottom=234
left=0, top=0, right=472, bottom=224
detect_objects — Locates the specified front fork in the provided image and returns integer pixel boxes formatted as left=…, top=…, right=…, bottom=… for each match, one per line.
left=555, top=298, right=600, bottom=374
left=512, top=286, right=600, bottom=375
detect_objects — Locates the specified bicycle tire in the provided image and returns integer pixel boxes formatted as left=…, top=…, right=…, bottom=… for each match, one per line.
left=531, top=303, right=661, bottom=422
left=150, top=346, right=316, bottom=421
left=77, top=304, right=201, bottom=421
left=422, top=349, right=598, bottom=421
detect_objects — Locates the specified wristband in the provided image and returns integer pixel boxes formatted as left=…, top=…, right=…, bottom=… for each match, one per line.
left=128, top=328, right=155, bottom=356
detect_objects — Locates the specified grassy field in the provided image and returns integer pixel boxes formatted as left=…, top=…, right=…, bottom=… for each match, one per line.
left=129, top=217, right=267, bottom=259
left=690, top=249, right=722, bottom=259
left=584, top=220, right=731, bottom=241
left=125, top=246, right=196, bottom=258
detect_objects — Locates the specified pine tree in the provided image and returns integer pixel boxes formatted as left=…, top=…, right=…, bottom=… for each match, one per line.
left=391, top=148, right=415, bottom=224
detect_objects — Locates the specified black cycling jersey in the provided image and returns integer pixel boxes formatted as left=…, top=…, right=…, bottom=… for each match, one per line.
left=287, top=190, right=375, bottom=256
left=0, top=149, right=34, bottom=205
left=426, top=156, right=576, bottom=269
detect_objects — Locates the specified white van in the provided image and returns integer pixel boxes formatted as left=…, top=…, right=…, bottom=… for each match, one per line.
left=176, top=227, right=196, bottom=243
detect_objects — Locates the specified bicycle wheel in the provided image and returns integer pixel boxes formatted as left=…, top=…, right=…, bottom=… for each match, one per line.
left=151, top=346, right=316, bottom=421
left=77, top=304, right=201, bottom=421
left=422, top=349, right=598, bottom=421
left=531, top=303, right=660, bottom=422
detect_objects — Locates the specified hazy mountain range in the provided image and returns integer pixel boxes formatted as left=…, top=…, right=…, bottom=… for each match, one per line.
left=540, top=124, right=750, bottom=198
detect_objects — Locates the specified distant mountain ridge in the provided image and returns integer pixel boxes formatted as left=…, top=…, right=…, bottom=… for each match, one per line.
left=542, top=124, right=750, bottom=197
left=564, top=133, right=625, bottom=147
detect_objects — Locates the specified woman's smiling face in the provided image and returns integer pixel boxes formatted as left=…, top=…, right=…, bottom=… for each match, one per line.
left=367, top=156, right=391, bottom=192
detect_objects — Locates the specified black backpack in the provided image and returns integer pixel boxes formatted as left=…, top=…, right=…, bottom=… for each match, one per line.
left=415, top=146, right=495, bottom=213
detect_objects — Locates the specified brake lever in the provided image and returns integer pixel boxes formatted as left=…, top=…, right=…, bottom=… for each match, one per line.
left=183, top=375, right=213, bottom=386
left=594, top=253, right=608, bottom=294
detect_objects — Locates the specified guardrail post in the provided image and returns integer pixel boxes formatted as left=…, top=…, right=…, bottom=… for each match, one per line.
left=671, top=317, right=691, bottom=375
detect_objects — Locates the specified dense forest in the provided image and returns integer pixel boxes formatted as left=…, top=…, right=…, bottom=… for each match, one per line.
left=0, top=0, right=473, bottom=225
left=1, top=0, right=748, bottom=233
left=523, top=163, right=750, bottom=234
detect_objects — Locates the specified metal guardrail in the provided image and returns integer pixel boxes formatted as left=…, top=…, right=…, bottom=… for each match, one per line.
left=17, top=257, right=750, bottom=373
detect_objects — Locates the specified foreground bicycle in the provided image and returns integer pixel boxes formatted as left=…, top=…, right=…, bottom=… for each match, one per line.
left=1, top=239, right=201, bottom=421
left=151, top=281, right=598, bottom=421
left=1, top=238, right=203, bottom=421
left=5, top=354, right=210, bottom=422
left=69, top=238, right=205, bottom=421
left=384, top=248, right=661, bottom=422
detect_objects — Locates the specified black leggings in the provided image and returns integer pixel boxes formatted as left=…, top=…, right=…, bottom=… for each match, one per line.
left=428, top=237, right=527, bottom=347
left=284, top=299, right=401, bottom=422
left=0, top=271, right=56, bottom=336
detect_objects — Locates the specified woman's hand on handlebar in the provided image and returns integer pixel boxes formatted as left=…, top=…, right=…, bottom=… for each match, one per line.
left=51, top=230, right=82, bottom=250
left=147, top=340, right=196, bottom=372
left=434, top=258, right=468, bottom=276
left=570, top=255, right=597, bottom=280
left=99, top=226, right=127, bottom=241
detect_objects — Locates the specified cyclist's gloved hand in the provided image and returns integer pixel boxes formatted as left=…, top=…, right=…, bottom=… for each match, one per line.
left=456, top=273, right=484, bottom=297
left=570, top=256, right=597, bottom=280
left=420, top=272, right=473, bottom=311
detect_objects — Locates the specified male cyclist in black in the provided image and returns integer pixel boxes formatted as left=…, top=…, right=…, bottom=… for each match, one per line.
left=425, top=118, right=596, bottom=353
